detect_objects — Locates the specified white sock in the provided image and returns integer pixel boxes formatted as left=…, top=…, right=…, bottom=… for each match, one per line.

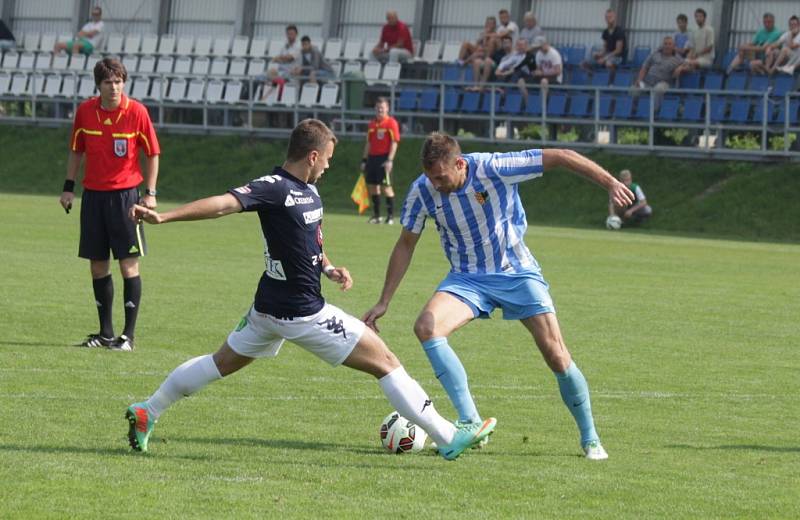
left=145, top=355, right=222, bottom=418
left=378, top=366, right=456, bottom=446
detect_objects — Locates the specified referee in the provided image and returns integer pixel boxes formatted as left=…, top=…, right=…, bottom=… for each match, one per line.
left=360, top=97, right=400, bottom=224
left=59, top=58, right=160, bottom=351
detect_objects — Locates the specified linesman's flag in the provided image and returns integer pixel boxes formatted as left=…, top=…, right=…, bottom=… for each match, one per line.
left=350, top=173, right=370, bottom=214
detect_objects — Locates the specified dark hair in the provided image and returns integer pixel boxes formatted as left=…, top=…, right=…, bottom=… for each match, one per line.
left=501, top=34, right=512, bottom=42
left=791, top=15, right=800, bottom=24
left=421, top=132, right=461, bottom=171
left=498, top=9, right=509, bottom=15
left=286, top=119, right=337, bottom=162
left=375, top=96, right=389, bottom=107
left=677, top=13, right=688, bottom=22
left=301, top=35, right=311, bottom=43
left=93, top=58, right=127, bottom=86
left=695, top=8, right=707, bottom=18
left=286, top=24, right=298, bottom=33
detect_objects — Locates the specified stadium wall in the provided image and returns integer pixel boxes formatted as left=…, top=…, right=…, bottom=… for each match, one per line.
left=1, top=125, right=798, bottom=243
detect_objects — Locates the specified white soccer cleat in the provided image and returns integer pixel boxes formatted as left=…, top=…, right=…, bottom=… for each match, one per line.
left=583, top=440, right=608, bottom=460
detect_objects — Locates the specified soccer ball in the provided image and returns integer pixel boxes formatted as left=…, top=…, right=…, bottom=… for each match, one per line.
left=379, top=411, right=428, bottom=454
left=605, top=215, right=622, bottom=230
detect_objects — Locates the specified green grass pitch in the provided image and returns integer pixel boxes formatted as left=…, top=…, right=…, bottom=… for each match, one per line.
left=1, top=193, right=798, bottom=518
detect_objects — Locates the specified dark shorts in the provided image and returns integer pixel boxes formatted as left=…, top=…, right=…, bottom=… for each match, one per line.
left=365, top=154, right=391, bottom=186
left=79, top=187, right=146, bottom=260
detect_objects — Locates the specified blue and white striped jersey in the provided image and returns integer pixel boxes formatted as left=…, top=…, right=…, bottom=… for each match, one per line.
left=400, top=149, right=544, bottom=274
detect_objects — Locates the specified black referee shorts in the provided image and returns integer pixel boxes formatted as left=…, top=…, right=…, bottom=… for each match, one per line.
left=365, top=154, right=392, bottom=186
left=79, top=187, right=146, bottom=261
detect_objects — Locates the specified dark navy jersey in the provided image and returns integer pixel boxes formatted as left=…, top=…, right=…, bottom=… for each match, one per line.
left=228, top=167, right=325, bottom=318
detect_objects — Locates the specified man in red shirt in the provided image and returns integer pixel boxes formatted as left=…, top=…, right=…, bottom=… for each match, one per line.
left=59, top=58, right=160, bottom=351
left=371, top=10, right=414, bottom=63
left=361, top=97, right=400, bottom=224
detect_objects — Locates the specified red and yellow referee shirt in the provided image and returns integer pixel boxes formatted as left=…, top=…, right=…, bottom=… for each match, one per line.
left=70, top=94, right=160, bottom=191
left=367, top=116, right=400, bottom=157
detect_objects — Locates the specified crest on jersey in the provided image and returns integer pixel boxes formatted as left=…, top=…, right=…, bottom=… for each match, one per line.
left=377, top=129, right=386, bottom=139
left=113, top=139, right=127, bottom=157
left=474, top=190, right=489, bottom=205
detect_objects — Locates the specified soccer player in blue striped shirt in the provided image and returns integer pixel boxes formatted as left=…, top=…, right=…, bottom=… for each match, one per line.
left=363, top=133, right=634, bottom=459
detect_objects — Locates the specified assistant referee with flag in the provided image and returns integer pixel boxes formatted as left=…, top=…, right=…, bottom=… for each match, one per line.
left=59, top=58, right=160, bottom=351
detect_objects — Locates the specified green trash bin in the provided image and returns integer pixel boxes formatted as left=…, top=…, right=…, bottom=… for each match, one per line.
left=342, top=71, right=366, bottom=111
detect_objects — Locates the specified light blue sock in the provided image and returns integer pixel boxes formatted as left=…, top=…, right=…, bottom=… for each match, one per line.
left=555, top=361, right=599, bottom=446
left=421, top=337, right=480, bottom=423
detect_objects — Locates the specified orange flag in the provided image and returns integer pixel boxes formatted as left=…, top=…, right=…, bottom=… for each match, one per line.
left=350, top=173, right=370, bottom=214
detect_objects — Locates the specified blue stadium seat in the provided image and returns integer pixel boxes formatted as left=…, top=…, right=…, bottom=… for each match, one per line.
left=525, top=91, right=542, bottom=116
left=463, top=66, right=474, bottom=83
left=479, top=90, right=502, bottom=113
left=771, top=75, right=795, bottom=98
left=599, top=94, right=613, bottom=118
left=657, top=96, right=680, bottom=120
left=678, top=71, right=701, bottom=90
left=772, top=99, right=800, bottom=125
left=613, top=95, right=633, bottom=119
left=460, top=90, right=480, bottom=112
left=546, top=92, right=568, bottom=117
left=709, top=97, right=727, bottom=123
left=442, top=64, right=461, bottom=83
left=569, top=69, right=589, bottom=86
left=591, top=70, right=610, bottom=87
left=612, top=70, right=634, bottom=88
left=703, top=72, right=723, bottom=91
left=500, top=91, right=523, bottom=114
left=396, top=89, right=419, bottom=111
left=418, top=88, right=439, bottom=111
left=727, top=98, right=751, bottom=123
left=565, top=46, right=587, bottom=67
left=721, top=48, right=738, bottom=71
left=748, top=75, right=769, bottom=93
left=444, top=88, right=460, bottom=112
left=634, top=95, right=651, bottom=119
left=630, top=46, right=651, bottom=69
left=681, top=96, right=704, bottom=122
left=568, top=92, right=592, bottom=118
left=751, top=99, right=771, bottom=124
left=725, top=72, right=747, bottom=91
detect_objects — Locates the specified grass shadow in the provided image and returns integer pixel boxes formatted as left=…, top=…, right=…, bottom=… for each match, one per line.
left=0, top=340, right=73, bottom=348
left=0, top=443, right=211, bottom=461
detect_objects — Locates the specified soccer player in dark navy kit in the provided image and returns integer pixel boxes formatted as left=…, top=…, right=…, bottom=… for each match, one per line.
left=59, top=58, right=160, bottom=351
left=124, top=119, right=495, bottom=460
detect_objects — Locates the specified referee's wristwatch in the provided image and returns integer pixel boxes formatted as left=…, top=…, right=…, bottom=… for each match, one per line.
left=144, top=188, right=157, bottom=196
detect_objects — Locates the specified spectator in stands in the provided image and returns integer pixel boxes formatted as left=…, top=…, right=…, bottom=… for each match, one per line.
left=488, top=9, right=519, bottom=54
left=632, top=36, right=683, bottom=109
left=584, top=9, right=626, bottom=71
left=54, top=5, right=104, bottom=55
left=764, top=15, right=800, bottom=76
left=371, top=10, right=414, bottom=64
left=0, top=18, right=16, bottom=50
left=519, top=12, right=545, bottom=50
left=292, top=36, right=334, bottom=84
left=522, top=38, right=562, bottom=105
left=673, top=14, right=691, bottom=57
left=270, top=25, right=302, bottom=78
left=458, top=16, right=497, bottom=64
left=675, top=8, right=714, bottom=75
left=493, top=37, right=530, bottom=84
left=728, top=12, right=782, bottom=75
left=609, top=169, right=652, bottom=225
left=468, top=34, right=512, bottom=91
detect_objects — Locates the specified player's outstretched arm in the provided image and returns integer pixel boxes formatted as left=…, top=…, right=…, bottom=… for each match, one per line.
left=542, top=148, right=634, bottom=208
left=130, top=193, right=242, bottom=225
left=362, top=228, right=420, bottom=332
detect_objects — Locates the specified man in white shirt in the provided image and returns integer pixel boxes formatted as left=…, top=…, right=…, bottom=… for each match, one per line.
left=521, top=38, right=563, bottom=106
left=270, top=25, right=302, bottom=79
left=488, top=9, right=519, bottom=55
left=54, top=5, right=104, bottom=55
left=765, top=15, right=800, bottom=75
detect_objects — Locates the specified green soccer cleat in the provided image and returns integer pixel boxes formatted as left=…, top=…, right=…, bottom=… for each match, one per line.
left=126, top=402, right=156, bottom=452
left=455, top=420, right=490, bottom=449
left=439, top=417, right=497, bottom=461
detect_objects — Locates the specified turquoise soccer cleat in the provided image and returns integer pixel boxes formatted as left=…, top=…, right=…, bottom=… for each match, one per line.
left=439, top=417, right=497, bottom=461
left=126, top=402, right=156, bottom=452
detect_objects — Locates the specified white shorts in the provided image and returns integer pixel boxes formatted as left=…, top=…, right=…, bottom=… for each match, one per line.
left=227, top=303, right=365, bottom=366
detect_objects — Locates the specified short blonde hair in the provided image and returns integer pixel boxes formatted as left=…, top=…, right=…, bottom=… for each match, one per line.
left=286, top=119, right=337, bottom=162
left=421, top=132, right=461, bottom=171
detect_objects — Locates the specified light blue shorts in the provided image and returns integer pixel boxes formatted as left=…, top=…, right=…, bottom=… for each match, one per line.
left=436, top=269, right=555, bottom=320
